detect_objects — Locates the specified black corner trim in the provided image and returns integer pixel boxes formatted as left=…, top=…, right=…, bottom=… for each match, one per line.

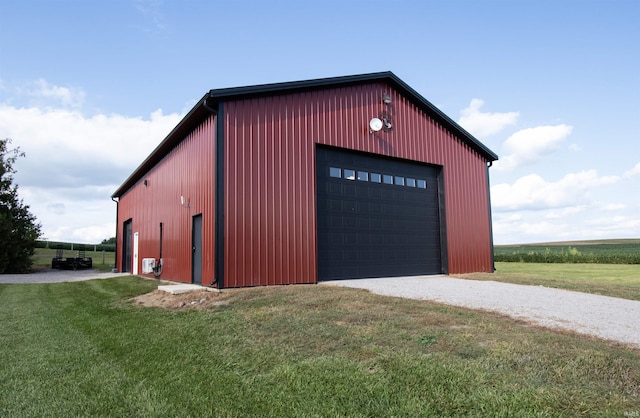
left=437, top=167, right=449, bottom=275
left=214, top=103, right=225, bottom=289
left=486, top=164, right=496, bottom=272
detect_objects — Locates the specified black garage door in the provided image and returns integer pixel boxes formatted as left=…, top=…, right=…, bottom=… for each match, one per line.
left=316, top=146, right=443, bottom=281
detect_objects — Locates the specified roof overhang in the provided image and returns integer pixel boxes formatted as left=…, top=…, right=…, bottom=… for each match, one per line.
left=112, top=71, right=498, bottom=198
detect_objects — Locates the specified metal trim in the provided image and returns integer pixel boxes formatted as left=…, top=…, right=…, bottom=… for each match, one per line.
left=437, top=167, right=449, bottom=275
left=214, top=103, right=225, bottom=289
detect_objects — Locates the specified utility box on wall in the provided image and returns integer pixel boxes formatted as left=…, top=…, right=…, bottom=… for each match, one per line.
left=141, top=258, right=156, bottom=274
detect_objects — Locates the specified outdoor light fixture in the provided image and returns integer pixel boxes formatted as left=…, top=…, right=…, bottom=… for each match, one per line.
left=369, top=93, right=394, bottom=133
left=369, top=117, right=383, bottom=132
left=382, top=117, right=392, bottom=130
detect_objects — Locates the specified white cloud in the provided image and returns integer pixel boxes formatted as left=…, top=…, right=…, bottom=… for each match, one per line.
left=6, top=79, right=87, bottom=109
left=457, top=99, right=519, bottom=138
left=0, top=80, right=185, bottom=243
left=491, top=170, right=619, bottom=211
left=495, top=124, right=573, bottom=171
left=601, top=203, right=626, bottom=211
left=0, top=105, right=182, bottom=188
left=624, top=162, right=640, bottom=178
left=544, top=206, right=586, bottom=219
left=492, top=216, right=566, bottom=244
left=134, top=0, right=169, bottom=34
left=585, top=215, right=640, bottom=236
left=493, top=212, right=640, bottom=244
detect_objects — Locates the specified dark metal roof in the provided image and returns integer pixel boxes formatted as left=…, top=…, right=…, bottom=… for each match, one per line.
left=112, top=71, right=498, bottom=198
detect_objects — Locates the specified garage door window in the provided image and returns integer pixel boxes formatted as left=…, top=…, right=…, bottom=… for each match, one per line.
left=331, top=166, right=428, bottom=190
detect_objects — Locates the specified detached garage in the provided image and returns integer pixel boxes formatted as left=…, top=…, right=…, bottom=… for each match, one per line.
left=112, top=72, right=498, bottom=288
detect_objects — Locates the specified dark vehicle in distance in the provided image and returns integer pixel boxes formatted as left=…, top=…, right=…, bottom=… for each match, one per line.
left=51, top=246, right=92, bottom=270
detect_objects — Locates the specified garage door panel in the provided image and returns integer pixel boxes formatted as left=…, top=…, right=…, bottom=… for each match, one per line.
left=317, top=146, right=442, bottom=280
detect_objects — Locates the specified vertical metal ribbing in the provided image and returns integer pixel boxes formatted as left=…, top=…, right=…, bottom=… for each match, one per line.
left=220, top=83, right=493, bottom=286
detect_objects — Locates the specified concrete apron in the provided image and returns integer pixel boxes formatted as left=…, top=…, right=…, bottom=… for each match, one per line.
left=158, top=283, right=218, bottom=295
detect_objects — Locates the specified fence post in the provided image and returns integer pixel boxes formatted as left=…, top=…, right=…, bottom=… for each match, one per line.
left=102, top=250, right=105, bottom=265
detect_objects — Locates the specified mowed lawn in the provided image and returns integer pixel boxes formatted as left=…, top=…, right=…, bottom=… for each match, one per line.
left=461, top=262, right=640, bottom=301
left=1, top=273, right=639, bottom=417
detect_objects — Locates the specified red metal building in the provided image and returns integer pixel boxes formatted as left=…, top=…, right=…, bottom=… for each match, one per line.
left=112, top=72, right=498, bottom=288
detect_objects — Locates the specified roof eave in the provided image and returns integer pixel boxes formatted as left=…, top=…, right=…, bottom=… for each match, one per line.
left=112, top=71, right=498, bottom=198
left=111, top=93, right=213, bottom=198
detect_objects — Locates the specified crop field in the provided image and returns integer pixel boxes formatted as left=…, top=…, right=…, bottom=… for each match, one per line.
left=495, top=239, right=640, bottom=264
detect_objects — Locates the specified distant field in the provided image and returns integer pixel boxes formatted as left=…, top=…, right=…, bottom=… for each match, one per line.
left=495, top=239, right=640, bottom=264
left=32, top=248, right=115, bottom=272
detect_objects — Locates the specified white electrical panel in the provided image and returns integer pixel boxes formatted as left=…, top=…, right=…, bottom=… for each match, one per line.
left=142, top=258, right=156, bottom=274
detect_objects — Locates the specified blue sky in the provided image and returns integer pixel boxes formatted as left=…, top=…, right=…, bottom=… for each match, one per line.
left=1, top=0, right=638, bottom=244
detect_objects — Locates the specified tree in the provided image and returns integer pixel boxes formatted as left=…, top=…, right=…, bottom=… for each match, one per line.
left=0, top=138, right=42, bottom=273
left=100, top=237, right=116, bottom=245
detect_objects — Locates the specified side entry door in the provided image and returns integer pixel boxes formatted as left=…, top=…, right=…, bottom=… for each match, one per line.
left=192, top=214, right=203, bottom=285
left=122, top=220, right=132, bottom=273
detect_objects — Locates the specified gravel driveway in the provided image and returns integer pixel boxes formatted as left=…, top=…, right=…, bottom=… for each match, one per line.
left=322, top=275, right=640, bottom=348
left=4, top=271, right=639, bottom=348
left=0, top=269, right=132, bottom=284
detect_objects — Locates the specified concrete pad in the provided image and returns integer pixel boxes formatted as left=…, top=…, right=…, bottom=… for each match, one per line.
left=158, top=284, right=214, bottom=295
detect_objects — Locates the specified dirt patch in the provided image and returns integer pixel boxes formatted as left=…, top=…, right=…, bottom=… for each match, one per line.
left=131, top=289, right=234, bottom=311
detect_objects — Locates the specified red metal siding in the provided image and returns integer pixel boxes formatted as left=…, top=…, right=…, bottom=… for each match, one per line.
left=223, top=83, right=493, bottom=287
left=116, top=82, right=493, bottom=288
left=116, top=114, right=217, bottom=283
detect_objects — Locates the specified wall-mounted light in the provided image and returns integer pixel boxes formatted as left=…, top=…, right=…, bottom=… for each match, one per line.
left=382, top=117, right=392, bottom=130
left=180, top=195, right=190, bottom=208
left=143, top=180, right=148, bottom=187
left=369, top=93, right=394, bottom=133
left=369, top=117, right=383, bottom=133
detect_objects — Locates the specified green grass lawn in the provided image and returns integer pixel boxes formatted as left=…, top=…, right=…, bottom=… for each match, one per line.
left=1, top=276, right=638, bottom=416
left=460, top=262, right=640, bottom=301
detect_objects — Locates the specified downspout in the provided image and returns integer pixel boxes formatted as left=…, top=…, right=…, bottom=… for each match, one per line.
left=111, top=196, right=119, bottom=272
left=201, top=95, right=220, bottom=288
left=153, top=222, right=163, bottom=277
left=486, top=161, right=496, bottom=272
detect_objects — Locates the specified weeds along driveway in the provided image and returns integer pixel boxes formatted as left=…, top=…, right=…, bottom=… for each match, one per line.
left=322, top=275, right=640, bottom=349
left=0, top=269, right=132, bottom=284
